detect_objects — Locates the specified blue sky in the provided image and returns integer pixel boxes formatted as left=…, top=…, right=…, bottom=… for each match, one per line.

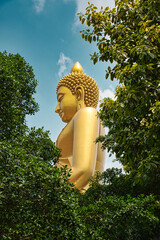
left=0, top=0, right=122, bottom=169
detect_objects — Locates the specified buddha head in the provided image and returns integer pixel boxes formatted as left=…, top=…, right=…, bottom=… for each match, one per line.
left=55, top=62, right=99, bottom=122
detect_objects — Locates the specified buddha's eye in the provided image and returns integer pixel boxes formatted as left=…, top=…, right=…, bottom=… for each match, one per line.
left=58, top=94, right=64, bottom=102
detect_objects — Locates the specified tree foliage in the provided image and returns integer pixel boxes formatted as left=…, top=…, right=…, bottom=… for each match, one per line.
left=75, top=168, right=159, bottom=240
left=81, top=194, right=159, bottom=240
left=0, top=133, right=85, bottom=239
left=0, top=51, right=39, bottom=140
left=79, top=0, right=160, bottom=194
left=1, top=18, right=160, bottom=238
left=0, top=52, right=85, bottom=239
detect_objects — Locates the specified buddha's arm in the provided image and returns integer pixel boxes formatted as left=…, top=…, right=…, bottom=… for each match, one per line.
left=69, top=107, right=99, bottom=190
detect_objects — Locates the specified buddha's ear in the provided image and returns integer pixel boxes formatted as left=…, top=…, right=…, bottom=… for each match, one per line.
left=75, top=85, right=85, bottom=109
left=75, top=85, right=84, bottom=101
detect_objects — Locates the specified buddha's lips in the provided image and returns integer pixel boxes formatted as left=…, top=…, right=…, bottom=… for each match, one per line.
left=59, top=111, right=63, bottom=118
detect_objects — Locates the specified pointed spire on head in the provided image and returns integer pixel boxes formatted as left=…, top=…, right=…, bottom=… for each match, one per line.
left=71, top=61, right=83, bottom=74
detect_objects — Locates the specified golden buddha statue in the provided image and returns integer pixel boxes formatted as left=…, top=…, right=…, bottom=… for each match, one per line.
left=55, top=62, right=105, bottom=191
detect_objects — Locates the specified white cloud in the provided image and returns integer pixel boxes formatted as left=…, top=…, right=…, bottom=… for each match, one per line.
left=57, top=53, right=73, bottom=77
left=73, top=0, right=115, bottom=26
left=99, top=88, right=115, bottom=101
left=105, top=153, right=122, bottom=170
left=76, top=0, right=115, bottom=14
left=97, top=88, right=115, bottom=111
left=33, top=0, right=45, bottom=13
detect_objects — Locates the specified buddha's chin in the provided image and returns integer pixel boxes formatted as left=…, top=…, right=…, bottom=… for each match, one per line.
left=59, top=113, right=67, bottom=123
left=61, top=115, right=72, bottom=123
left=61, top=117, right=70, bottom=123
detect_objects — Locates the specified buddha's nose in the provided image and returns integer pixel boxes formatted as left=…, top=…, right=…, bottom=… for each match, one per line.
left=55, top=103, right=60, bottom=113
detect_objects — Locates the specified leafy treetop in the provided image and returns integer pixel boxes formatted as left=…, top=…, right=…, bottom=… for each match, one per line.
left=79, top=0, right=160, bottom=194
left=0, top=51, right=39, bottom=140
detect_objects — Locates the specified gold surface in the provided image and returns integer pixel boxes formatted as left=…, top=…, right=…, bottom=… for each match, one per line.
left=71, top=61, right=83, bottom=73
left=55, top=62, right=105, bottom=191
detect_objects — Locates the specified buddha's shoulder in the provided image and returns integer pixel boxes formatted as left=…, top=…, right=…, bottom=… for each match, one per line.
left=74, top=107, right=98, bottom=120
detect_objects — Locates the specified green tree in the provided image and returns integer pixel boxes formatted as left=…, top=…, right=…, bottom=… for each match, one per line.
left=0, top=52, right=85, bottom=239
left=79, top=0, right=160, bottom=194
left=80, top=194, right=159, bottom=240
left=1, top=35, right=160, bottom=238
left=79, top=168, right=160, bottom=240
left=0, top=51, right=39, bottom=140
left=0, top=132, right=85, bottom=239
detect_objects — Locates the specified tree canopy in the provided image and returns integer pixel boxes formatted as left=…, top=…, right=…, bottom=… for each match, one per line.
left=1, top=131, right=85, bottom=239
left=79, top=0, right=160, bottom=194
left=0, top=51, right=39, bottom=140
left=1, top=1, right=160, bottom=236
left=0, top=51, right=85, bottom=239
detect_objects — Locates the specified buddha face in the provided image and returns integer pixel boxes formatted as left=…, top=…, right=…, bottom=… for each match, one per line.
left=55, top=86, right=77, bottom=123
